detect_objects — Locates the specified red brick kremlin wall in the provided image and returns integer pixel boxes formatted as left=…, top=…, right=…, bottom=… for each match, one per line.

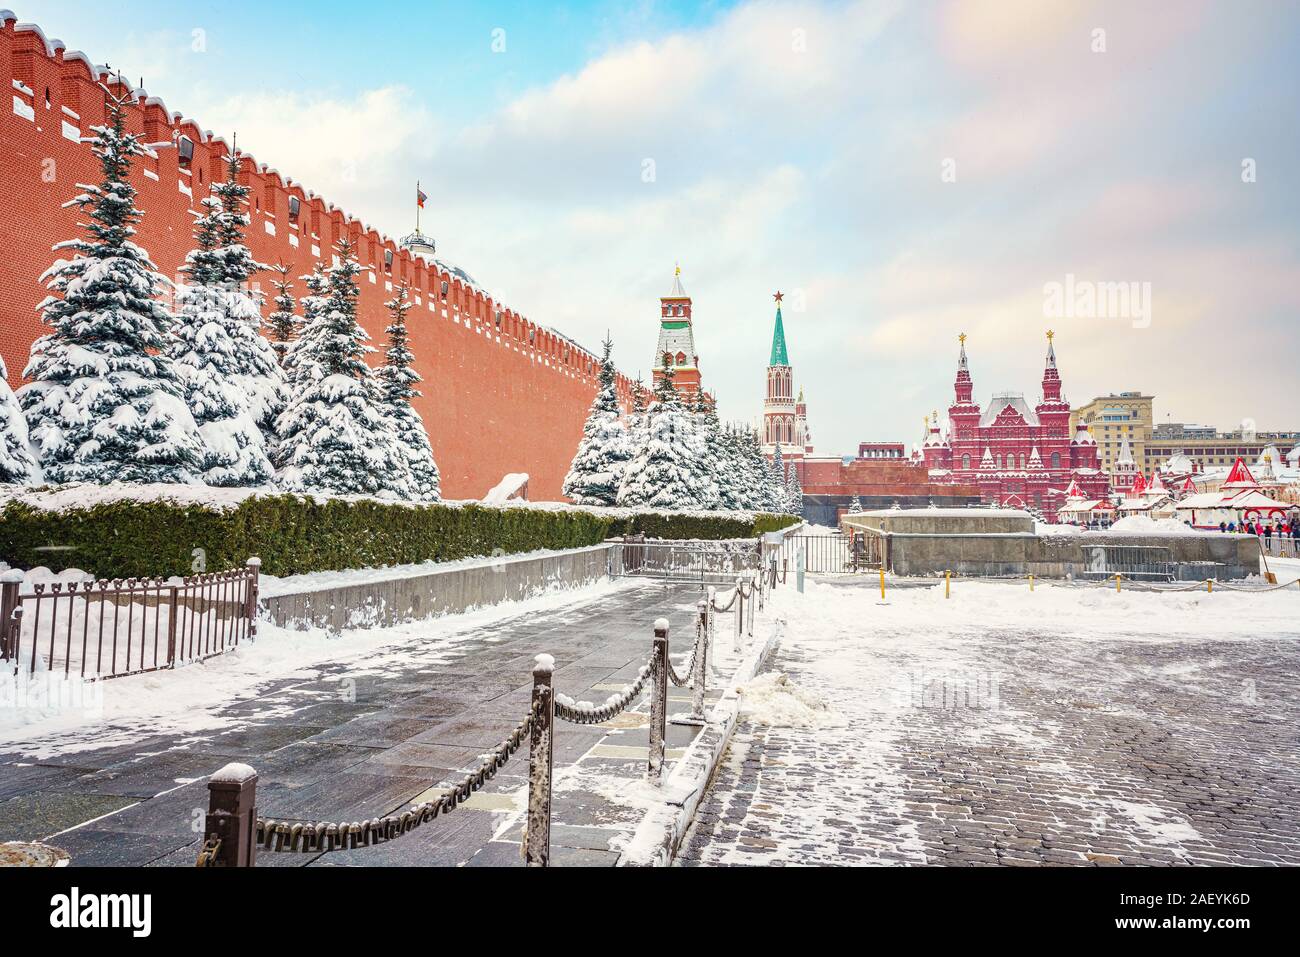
left=0, top=16, right=630, bottom=500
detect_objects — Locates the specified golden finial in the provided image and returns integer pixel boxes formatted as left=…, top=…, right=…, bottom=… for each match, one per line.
left=923, top=413, right=930, bottom=430
left=675, top=262, right=681, bottom=277
left=959, top=332, right=967, bottom=346
left=1046, top=329, right=1055, bottom=342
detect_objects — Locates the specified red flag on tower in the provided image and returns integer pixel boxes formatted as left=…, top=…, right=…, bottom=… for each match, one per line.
left=417, top=186, right=428, bottom=209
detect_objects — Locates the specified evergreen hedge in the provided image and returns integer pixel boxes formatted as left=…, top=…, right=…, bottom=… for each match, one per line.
left=0, top=495, right=798, bottom=579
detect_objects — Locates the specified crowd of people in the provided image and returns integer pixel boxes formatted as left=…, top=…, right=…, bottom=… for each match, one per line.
left=1217, top=516, right=1300, bottom=550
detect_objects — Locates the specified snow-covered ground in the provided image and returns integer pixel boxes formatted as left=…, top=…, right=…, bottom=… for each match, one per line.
left=0, top=578, right=630, bottom=759
left=680, top=577, right=1300, bottom=866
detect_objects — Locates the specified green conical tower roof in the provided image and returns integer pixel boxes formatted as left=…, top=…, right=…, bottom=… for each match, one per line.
left=769, top=301, right=789, bottom=367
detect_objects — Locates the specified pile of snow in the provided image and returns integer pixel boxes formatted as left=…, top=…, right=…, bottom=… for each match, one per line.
left=738, top=671, right=835, bottom=728
left=1110, top=516, right=1207, bottom=535
left=799, top=523, right=841, bottom=537
left=483, top=473, right=529, bottom=505
left=1037, top=522, right=1085, bottom=535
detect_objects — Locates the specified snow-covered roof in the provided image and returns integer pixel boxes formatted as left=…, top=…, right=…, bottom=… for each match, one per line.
left=980, top=392, right=1039, bottom=428
left=656, top=323, right=697, bottom=369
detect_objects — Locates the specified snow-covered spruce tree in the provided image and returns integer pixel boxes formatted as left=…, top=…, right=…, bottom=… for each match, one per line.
left=562, top=336, right=631, bottom=506
left=376, top=283, right=441, bottom=502
left=711, top=424, right=744, bottom=511
left=282, top=262, right=330, bottom=390
left=617, top=361, right=703, bottom=510
left=169, top=199, right=275, bottom=487
left=850, top=494, right=863, bottom=513
left=274, top=238, right=407, bottom=497
left=785, top=458, right=804, bottom=517
left=738, top=428, right=769, bottom=511
left=20, top=88, right=203, bottom=485
left=0, top=355, right=39, bottom=484
left=207, top=150, right=287, bottom=441
left=267, top=263, right=298, bottom=363
left=769, top=444, right=792, bottom=513
left=684, top=389, right=720, bottom=510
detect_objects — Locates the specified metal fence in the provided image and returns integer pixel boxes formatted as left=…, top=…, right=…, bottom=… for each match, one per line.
left=1259, top=536, right=1300, bottom=560
left=610, top=536, right=762, bottom=585
left=0, top=560, right=261, bottom=680
left=778, top=532, right=885, bottom=575
left=1076, top=544, right=1176, bottom=582
left=197, top=568, right=773, bottom=868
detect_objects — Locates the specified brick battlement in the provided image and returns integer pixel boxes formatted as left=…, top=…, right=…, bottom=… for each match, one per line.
left=0, top=12, right=630, bottom=499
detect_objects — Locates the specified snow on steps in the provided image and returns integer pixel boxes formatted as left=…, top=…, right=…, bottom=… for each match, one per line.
left=617, top=614, right=785, bottom=867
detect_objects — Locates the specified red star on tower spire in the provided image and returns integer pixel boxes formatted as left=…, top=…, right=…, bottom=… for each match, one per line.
left=774, top=291, right=784, bottom=304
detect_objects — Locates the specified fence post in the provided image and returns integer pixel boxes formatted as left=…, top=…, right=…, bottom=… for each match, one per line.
left=0, top=571, right=21, bottom=662
left=165, top=581, right=180, bottom=668
left=245, top=558, right=261, bottom=642
left=525, top=654, right=554, bottom=867
left=748, top=574, right=756, bottom=636
left=648, top=619, right=669, bottom=785
left=201, top=764, right=258, bottom=867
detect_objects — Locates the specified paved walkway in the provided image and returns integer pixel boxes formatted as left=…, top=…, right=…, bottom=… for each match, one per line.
left=681, top=578, right=1300, bottom=867
left=0, top=579, right=725, bottom=866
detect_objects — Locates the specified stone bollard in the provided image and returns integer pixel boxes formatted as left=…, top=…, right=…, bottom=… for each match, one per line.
left=525, top=654, right=554, bottom=867
left=201, top=764, right=258, bottom=867
left=648, top=619, right=669, bottom=785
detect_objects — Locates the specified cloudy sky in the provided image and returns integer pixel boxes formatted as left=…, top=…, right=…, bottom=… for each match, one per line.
left=18, top=0, right=1300, bottom=452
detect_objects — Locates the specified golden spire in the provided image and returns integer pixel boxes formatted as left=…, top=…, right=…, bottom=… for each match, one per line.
left=1046, top=329, right=1055, bottom=342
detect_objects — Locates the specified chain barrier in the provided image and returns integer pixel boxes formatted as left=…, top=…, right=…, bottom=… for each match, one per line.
left=554, top=659, right=654, bottom=725
left=198, top=583, right=770, bottom=867
left=940, top=572, right=1295, bottom=594
left=195, top=837, right=222, bottom=867
left=253, top=701, right=538, bottom=854
left=667, top=635, right=699, bottom=688
left=710, top=589, right=739, bottom=613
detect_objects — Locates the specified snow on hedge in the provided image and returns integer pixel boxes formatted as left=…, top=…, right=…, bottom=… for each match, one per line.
left=0, top=479, right=791, bottom=525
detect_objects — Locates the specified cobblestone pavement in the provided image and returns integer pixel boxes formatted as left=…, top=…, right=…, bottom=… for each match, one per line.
left=0, top=579, right=718, bottom=867
left=681, top=579, right=1300, bottom=866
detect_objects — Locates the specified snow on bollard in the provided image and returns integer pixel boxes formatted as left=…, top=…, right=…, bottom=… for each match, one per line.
left=526, top=654, right=555, bottom=867
left=201, top=763, right=258, bottom=867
